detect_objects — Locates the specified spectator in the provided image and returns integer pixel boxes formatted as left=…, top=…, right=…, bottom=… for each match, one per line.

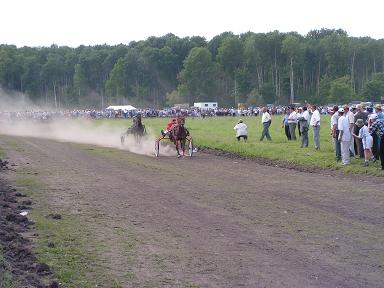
left=354, top=104, right=369, bottom=158
left=352, top=118, right=374, bottom=166
left=297, top=106, right=309, bottom=148
left=338, top=108, right=352, bottom=165
left=343, top=105, right=355, bottom=157
left=330, top=105, right=341, bottom=161
left=297, top=107, right=303, bottom=137
left=260, top=107, right=272, bottom=141
left=369, top=114, right=384, bottom=170
left=310, top=105, right=321, bottom=150
left=233, top=119, right=248, bottom=142
left=282, top=109, right=291, bottom=140
left=287, top=106, right=297, bottom=140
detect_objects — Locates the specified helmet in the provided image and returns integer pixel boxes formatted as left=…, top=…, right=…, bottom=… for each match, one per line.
left=172, top=118, right=177, bottom=122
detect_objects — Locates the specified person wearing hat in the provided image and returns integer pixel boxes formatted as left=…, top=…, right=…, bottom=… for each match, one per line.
left=338, top=108, right=352, bottom=165
left=374, top=104, right=384, bottom=120
left=343, top=104, right=355, bottom=157
left=297, top=106, right=309, bottom=148
left=352, top=118, right=374, bottom=167
left=296, top=107, right=303, bottom=137
left=287, top=106, right=297, bottom=140
left=353, top=104, right=369, bottom=158
left=233, top=119, right=248, bottom=142
left=330, top=105, right=341, bottom=161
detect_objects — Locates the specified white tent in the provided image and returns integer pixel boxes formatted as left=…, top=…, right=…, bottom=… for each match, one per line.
left=106, top=105, right=136, bottom=111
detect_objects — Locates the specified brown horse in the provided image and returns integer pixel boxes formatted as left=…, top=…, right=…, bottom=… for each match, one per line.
left=170, top=121, right=190, bottom=157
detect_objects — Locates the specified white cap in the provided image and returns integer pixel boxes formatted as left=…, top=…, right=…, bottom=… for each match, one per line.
left=370, top=114, right=378, bottom=120
left=338, top=108, right=344, bottom=113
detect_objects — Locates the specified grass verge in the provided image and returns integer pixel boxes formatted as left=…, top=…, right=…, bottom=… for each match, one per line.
left=15, top=171, right=107, bottom=287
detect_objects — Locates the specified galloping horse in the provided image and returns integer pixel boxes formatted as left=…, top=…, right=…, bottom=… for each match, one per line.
left=121, top=115, right=146, bottom=144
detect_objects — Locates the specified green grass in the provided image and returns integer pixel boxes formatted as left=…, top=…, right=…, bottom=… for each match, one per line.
left=15, top=171, right=106, bottom=288
left=91, top=115, right=384, bottom=176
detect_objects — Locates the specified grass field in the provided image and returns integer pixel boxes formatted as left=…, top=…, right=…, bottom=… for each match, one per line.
left=95, top=115, right=383, bottom=176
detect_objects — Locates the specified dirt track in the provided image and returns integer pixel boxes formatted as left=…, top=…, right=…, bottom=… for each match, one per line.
left=1, top=135, right=384, bottom=287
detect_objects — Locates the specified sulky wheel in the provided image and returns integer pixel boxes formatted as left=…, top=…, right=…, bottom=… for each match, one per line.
left=188, top=139, right=193, bottom=157
left=155, top=140, right=160, bottom=157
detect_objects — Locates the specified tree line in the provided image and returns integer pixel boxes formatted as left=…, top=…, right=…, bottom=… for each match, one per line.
left=1, top=29, right=384, bottom=109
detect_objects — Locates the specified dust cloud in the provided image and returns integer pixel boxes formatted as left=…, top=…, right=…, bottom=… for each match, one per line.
left=0, top=119, right=177, bottom=157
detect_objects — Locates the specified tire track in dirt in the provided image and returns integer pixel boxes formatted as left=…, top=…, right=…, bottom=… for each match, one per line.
left=1, top=135, right=383, bottom=287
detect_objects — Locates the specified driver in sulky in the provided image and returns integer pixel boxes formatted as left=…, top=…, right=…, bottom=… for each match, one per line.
left=161, top=117, right=177, bottom=137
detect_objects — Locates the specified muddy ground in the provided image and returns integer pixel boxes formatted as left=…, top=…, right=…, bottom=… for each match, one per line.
left=0, top=135, right=384, bottom=287
left=0, top=161, right=58, bottom=287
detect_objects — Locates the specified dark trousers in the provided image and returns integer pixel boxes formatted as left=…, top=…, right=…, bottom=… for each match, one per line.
left=380, top=136, right=384, bottom=169
left=284, top=125, right=291, bottom=140
left=237, top=135, right=248, bottom=141
left=260, top=121, right=272, bottom=141
left=297, top=122, right=301, bottom=137
left=334, top=130, right=341, bottom=160
left=372, top=133, right=380, bottom=160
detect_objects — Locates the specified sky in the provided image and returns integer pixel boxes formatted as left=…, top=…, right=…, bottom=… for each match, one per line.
left=1, top=0, right=383, bottom=48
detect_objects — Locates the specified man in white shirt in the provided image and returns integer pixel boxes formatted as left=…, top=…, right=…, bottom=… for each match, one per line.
left=287, top=106, right=297, bottom=140
left=260, top=107, right=272, bottom=141
left=330, top=105, right=341, bottom=161
left=343, top=104, right=355, bottom=156
left=338, top=108, right=352, bottom=165
left=233, top=119, right=248, bottom=142
left=310, top=105, right=321, bottom=150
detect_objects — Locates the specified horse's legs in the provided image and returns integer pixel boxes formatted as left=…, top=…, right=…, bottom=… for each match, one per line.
left=180, top=139, right=186, bottom=156
left=175, top=140, right=181, bottom=157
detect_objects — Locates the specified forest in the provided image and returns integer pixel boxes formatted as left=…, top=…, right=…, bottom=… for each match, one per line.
left=1, top=28, right=384, bottom=109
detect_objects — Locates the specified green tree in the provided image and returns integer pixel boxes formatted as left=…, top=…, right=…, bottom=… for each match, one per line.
left=105, top=58, right=126, bottom=104
left=178, top=47, right=219, bottom=104
left=363, top=72, right=384, bottom=101
left=329, top=76, right=354, bottom=104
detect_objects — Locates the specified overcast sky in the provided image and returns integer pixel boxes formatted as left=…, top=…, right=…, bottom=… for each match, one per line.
left=1, top=0, right=383, bottom=48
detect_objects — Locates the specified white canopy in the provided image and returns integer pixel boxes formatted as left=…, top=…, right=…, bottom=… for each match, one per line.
left=106, top=105, right=136, bottom=111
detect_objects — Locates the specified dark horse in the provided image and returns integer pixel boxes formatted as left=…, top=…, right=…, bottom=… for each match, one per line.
left=121, top=115, right=146, bottom=144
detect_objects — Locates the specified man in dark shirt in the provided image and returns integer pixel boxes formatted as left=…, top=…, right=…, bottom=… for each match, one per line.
left=354, top=104, right=369, bottom=158
left=370, top=116, right=384, bottom=170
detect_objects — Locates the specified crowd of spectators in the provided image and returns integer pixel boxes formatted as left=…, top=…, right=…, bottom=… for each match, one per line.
left=0, top=104, right=332, bottom=122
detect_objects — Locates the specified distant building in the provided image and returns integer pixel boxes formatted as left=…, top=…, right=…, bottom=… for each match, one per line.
left=193, top=102, right=218, bottom=110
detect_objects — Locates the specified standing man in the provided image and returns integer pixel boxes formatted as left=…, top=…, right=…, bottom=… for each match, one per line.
left=297, top=106, right=309, bottom=148
left=338, top=108, right=352, bottom=165
left=344, top=105, right=355, bottom=156
left=296, top=107, right=303, bottom=137
left=354, top=104, right=369, bottom=158
left=233, top=119, right=248, bottom=142
left=330, top=106, right=341, bottom=161
left=370, top=115, right=384, bottom=170
left=260, top=107, right=272, bottom=141
left=310, top=105, right=321, bottom=150
left=287, top=106, right=297, bottom=140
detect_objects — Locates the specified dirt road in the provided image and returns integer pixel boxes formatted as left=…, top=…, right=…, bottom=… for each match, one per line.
left=1, top=135, right=384, bottom=287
